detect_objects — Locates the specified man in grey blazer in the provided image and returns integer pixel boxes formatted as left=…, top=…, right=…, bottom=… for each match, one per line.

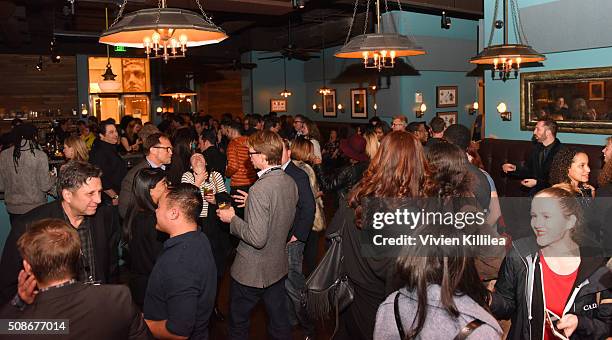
left=218, top=130, right=298, bottom=340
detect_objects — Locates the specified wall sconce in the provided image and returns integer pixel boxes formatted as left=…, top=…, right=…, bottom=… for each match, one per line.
left=80, top=103, right=88, bottom=116
left=312, top=104, right=320, bottom=112
left=337, top=103, right=345, bottom=113
left=497, top=102, right=512, bottom=121
left=415, top=103, right=427, bottom=118
left=469, top=101, right=479, bottom=115
left=156, top=107, right=163, bottom=113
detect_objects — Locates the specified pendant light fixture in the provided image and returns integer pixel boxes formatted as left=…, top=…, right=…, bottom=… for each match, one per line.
left=318, top=24, right=331, bottom=95
left=335, top=0, right=425, bottom=71
left=280, top=58, right=292, bottom=98
left=160, top=86, right=197, bottom=100
left=470, top=0, right=545, bottom=81
left=99, top=7, right=121, bottom=92
left=99, top=0, right=228, bottom=63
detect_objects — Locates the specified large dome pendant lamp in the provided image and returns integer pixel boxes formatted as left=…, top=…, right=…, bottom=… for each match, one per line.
left=99, top=0, right=228, bottom=63
left=335, top=0, right=425, bottom=71
left=469, top=0, right=545, bottom=81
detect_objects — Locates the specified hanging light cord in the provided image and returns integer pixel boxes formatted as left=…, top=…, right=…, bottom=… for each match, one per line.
left=510, top=0, right=529, bottom=45
left=283, top=58, right=287, bottom=89
left=363, top=0, right=371, bottom=35
left=110, top=0, right=129, bottom=28
left=486, top=0, right=500, bottom=47
left=105, top=8, right=111, bottom=65
left=344, top=0, right=360, bottom=45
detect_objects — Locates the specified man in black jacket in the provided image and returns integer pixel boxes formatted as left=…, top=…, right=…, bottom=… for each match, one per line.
left=281, top=138, right=316, bottom=338
left=0, top=161, right=120, bottom=305
left=502, top=118, right=562, bottom=195
left=89, top=119, right=127, bottom=206
left=0, top=218, right=151, bottom=340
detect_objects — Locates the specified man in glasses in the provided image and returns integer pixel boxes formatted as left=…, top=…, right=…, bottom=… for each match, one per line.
left=218, top=131, right=298, bottom=340
left=391, top=115, right=408, bottom=132
left=292, top=114, right=306, bottom=139
left=119, top=133, right=173, bottom=218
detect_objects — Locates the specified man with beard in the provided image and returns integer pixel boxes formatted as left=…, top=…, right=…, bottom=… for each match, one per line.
left=502, top=118, right=562, bottom=195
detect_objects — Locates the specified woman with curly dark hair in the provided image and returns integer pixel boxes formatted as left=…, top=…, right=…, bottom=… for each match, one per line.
left=597, top=136, right=612, bottom=196
left=331, top=131, right=433, bottom=340
left=549, top=146, right=595, bottom=198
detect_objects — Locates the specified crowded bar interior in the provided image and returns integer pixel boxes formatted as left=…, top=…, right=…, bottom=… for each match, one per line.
left=0, top=0, right=611, bottom=339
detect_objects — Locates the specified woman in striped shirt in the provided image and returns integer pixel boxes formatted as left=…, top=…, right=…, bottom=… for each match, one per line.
left=181, top=152, right=229, bottom=320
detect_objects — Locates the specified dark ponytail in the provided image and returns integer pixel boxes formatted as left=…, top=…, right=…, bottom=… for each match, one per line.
left=12, top=123, right=40, bottom=173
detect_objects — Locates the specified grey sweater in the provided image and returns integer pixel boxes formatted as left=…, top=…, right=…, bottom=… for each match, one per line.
left=0, top=145, right=54, bottom=214
left=374, top=285, right=502, bottom=340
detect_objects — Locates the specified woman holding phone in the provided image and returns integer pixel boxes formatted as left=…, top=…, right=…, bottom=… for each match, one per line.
left=491, top=186, right=611, bottom=339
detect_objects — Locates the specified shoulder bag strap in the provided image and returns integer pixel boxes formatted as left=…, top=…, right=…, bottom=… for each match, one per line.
left=394, top=292, right=406, bottom=339
left=453, top=319, right=484, bottom=340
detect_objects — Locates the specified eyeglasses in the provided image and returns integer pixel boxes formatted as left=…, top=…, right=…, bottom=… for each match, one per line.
left=152, top=146, right=173, bottom=152
left=392, top=123, right=406, bottom=127
left=248, top=151, right=261, bottom=156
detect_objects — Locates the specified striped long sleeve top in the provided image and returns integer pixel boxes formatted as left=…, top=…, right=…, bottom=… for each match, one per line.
left=181, top=170, right=227, bottom=218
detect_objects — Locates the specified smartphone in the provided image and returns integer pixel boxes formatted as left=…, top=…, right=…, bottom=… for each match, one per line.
left=545, top=309, right=569, bottom=340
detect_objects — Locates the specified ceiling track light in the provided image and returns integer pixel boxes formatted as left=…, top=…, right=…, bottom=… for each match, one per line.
left=441, top=11, right=451, bottom=30
left=50, top=38, right=61, bottom=63
left=35, top=56, right=43, bottom=71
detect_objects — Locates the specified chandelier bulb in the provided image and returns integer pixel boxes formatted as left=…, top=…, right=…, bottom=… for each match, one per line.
left=179, top=34, right=188, bottom=45
left=152, top=32, right=161, bottom=44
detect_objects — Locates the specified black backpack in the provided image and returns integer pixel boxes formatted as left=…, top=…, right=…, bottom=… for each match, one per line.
left=302, top=221, right=354, bottom=337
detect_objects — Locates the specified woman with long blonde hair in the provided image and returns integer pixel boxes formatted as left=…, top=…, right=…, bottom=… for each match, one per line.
left=63, top=135, right=89, bottom=162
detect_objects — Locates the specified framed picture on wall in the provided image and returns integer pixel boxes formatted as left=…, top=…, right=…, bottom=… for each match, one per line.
left=323, top=89, right=337, bottom=117
left=436, top=86, right=458, bottom=108
left=437, top=111, right=458, bottom=128
left=351, top=88, right=368, bottom=118
left=589, top=81, right=605, bottom=100
left=270, top=99, right=287, bottom=112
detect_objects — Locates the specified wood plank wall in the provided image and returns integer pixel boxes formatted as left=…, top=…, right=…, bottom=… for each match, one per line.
left=197, top=70, right=243, bottom=119
left=0, top=54, right=77, bottom=116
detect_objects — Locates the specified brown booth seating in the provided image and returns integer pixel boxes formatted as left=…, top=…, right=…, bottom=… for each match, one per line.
left=478, top=138, right=604, bottom=197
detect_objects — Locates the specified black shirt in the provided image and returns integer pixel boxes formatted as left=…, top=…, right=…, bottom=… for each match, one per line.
left=202, top=146, right=227, bottom=178
left=143, top=231, right=216, bottom=339
left=89, top=139, right=127, bottom=194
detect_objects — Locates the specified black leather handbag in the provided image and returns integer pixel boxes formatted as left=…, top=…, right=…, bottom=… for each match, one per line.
left=302, top=220, right=354, bottom=336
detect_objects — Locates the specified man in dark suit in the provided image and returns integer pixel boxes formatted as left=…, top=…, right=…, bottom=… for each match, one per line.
left=281, top=139, right=316, bottom=338
left=119, top=133, right=173, bottom=218
left=0, top=218, right=151, bottom=340
left=0, top=161, right=120, bottom=305
left=501, top=118, right=562, bottom=195
left=218, top=131, right=298, bottom=340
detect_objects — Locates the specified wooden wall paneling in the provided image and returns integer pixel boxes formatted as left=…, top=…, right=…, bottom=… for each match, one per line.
left=0, top=54, right=77, bottom=116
